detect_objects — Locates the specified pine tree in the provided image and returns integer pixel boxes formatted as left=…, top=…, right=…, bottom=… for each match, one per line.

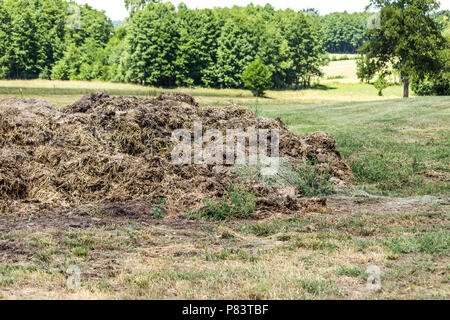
left=8, top=6, right=40, bottom=79
left=175, top=5, right=220, bottom=87
left=258, top=23, right=294, bottom=89
left=279, top=11, right=325, bottom=89
left=0, top=2, right=12, bottom=78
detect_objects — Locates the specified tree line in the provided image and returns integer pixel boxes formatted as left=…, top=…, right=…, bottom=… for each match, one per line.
left=0, top=0, right=447, bottom=94
left=0, top=0, right=369, bottom=89
left=0, top=0, right=112, bottom=80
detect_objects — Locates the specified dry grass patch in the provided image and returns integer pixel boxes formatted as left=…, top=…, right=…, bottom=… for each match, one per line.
left=1, top=203, right=447, bottom=300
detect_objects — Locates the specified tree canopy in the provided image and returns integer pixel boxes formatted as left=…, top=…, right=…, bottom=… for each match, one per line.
left=361, top=0, right=447, bottom=97
left=0, top=0, right=447, bottom=95
left=319, top=12, right=371, bottom=53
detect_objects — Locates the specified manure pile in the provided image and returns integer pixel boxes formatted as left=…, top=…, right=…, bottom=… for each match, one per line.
left=0, top=92, right=351, bottom=217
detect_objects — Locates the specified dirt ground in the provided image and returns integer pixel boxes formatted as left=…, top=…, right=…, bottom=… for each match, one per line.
left=0, top=191, right=448, bottom=300
left=0, top=193, right=446, bottom=234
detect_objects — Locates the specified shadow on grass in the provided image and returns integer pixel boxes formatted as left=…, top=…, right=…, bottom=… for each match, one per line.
left=309, top=84, right=338, bottom=91
left=254, top=94, right=274, bottom=100
left=0, top=86, right=259, bottom=99
left=270, top=84, right=338, bottom=92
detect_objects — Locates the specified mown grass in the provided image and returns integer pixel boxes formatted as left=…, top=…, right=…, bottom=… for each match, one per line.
left=0, top=79, right=405, bottom=107
left=259, top=97, right=450, bottom=196
left=1, top=206, right=447, bottom=299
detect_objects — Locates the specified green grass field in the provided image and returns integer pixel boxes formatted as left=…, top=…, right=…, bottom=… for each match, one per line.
left=0, top=77, right=448, bottom=300
left=0, top=59, right=407, bottom=106
left=258, top=97, right=450, bottom=196
left=0, top=78, right=406, bottom=107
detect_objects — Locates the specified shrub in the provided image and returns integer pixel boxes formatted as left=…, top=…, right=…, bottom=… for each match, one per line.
left=411, top=76, right=450, bottom=96
left=373, top=75, right=389, bottom=96
left=356, top=55, right=376, bottom=83
left=296, top=162, right=334, bottom=197
left=241, top=58, right=273, bottom=97
left=152, top=198, right=166, bottom=219
left=51, top=60, right=70, bottom=80
left=196, top=185, right=256, bottom=221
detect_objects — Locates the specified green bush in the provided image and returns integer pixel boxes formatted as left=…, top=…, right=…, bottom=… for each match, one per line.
left=51, top=60, right=70, bottom=80
left=195, top=185, right=256, bottom=221
left=241, top=58, right=273, bottom=97
left=411, top=76, right=450, bottom=96
left=152, top=198, right=166, bottom=219
left=296, top=162, right=334, bottom=197
left=373, top=75, right=389, bottom=96
left=356, top=55, right=376, bottom=83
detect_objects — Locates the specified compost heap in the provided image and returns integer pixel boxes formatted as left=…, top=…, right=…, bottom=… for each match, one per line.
left=0, top=92, right=351, bottom=217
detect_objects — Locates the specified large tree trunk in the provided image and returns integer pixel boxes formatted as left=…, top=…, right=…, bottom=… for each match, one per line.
left=403, top=75, right=409, bottom=98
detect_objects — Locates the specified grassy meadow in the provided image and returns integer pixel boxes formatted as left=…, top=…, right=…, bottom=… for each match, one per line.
left=0, top=57, right=404, bottom=106
left=0, top=79, right=405, bottom=107
left=259, top=97, right=450, bottom=197
left=0, top=61, right=449, bottom=300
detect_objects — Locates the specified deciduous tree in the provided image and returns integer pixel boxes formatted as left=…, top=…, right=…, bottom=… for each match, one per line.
left=362, top=0, right=446, bottom=98
left=241, top=58, right=273, bottom=96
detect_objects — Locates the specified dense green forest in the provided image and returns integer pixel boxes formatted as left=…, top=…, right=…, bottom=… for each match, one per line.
left=319, top=12, right=371, bottom=53
left=0, top=0, right=448, bottom=91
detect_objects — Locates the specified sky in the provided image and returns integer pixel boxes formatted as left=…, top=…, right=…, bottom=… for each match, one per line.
left=74, top=0, right=450, bottom=21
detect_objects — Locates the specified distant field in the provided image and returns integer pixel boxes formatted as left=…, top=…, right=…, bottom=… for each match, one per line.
left=322, top=53, right=359, bottom=84
left=322, top=59, right=359, bottom=83
left=321, top=57, right=401, bottom=84
left=0, top=79, right=407, bottom=107
left=328, top=53, right=359, bottom=60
